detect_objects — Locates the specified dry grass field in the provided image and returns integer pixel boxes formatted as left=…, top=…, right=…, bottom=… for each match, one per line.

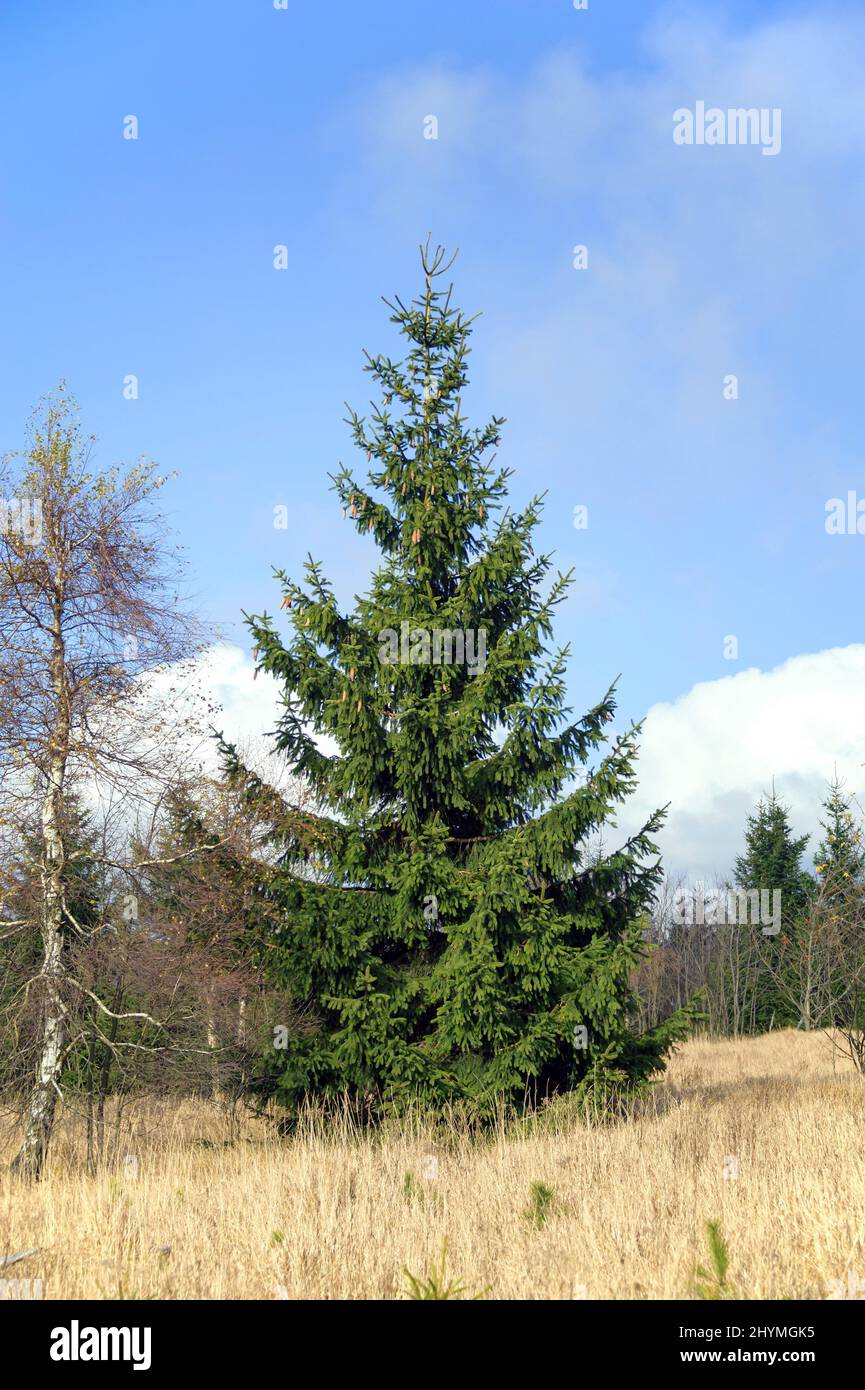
left=1, top=1030, right=863, bottom=1300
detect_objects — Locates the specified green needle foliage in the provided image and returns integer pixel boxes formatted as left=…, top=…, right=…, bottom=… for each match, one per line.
left=734, top=789, right=812, bottom=924
left=403, top=1238, right=487, bottom=1301
left=240, top=240, right=694, bottom=1122
left=816, top=774, right=865, bottom=898
left=693, top=1220, right=735, bottom=1300
left=524, top=1180, right=555, bottom=1230
left=733, top=788, right=813, bottom=1029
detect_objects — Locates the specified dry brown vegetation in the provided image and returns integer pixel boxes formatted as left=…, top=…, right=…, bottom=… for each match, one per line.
left=1, top=1029, right=863, bottom=1300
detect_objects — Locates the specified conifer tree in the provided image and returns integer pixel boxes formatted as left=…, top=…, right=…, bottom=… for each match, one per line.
left=815, top=775, right=864, bottom=896
left=733, top=788, right=812, bottom=1029
left=243, top=242, right=693, bottom=1116
left=0, top=794, right=109, bottom=1097
left=733, top=789, right=812, bottom=922
left=138, top=782, right=294, bottom=1103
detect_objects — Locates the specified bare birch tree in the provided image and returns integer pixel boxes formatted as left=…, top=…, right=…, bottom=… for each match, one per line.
left=0, top=387, right=206, bottom=1177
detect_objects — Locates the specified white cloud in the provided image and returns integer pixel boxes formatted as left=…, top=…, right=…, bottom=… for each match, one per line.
left=166, top=643, right=338, bottom=786
left=190, top=642, right=284, bottom=756
left=142, top=642, right=286, bottom=785
left=188, top=644, right=865, bottom=886
left=619, top=644, right=865, bottom=880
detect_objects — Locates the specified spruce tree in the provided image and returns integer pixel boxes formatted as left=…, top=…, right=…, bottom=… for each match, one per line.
left=733, top=789, right=812, bottom=921
left=243, top=242, right=693, bottom=1116
left=733, top=788, right=812, bottom=1029
left=139, top=783, right=295, bottom=1102
left=0, top=794, right=109, bottom=1097
left=815, top=775, right=864, bottom=893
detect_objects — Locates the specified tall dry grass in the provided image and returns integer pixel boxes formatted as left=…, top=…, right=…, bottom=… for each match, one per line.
left=1, top=1030, right=863, bottom=1299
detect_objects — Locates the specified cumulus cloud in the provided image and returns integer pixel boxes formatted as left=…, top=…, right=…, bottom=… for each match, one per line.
left=187, top=642, right=284, bottom=757
left=186, top=644, right=865, bottom=886
left=619, top=644, right=865, bottom=880
left=144, top=642, right=286, bottom=784
left=162, top=643, right=338, bottom=786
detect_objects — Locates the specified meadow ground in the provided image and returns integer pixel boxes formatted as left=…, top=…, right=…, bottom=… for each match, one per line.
left=1, top=1030, right=863, bottom=1300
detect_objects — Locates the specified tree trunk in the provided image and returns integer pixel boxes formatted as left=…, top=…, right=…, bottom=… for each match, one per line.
left=11, top=911, right=67, bottom=1179
left=207, top=1009, right=222, bottom=1104
left=11, top=607, right=69, bottom=1180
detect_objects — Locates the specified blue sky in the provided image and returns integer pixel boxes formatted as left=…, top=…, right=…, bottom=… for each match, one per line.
left=2, top=0, right=864, bottom=873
